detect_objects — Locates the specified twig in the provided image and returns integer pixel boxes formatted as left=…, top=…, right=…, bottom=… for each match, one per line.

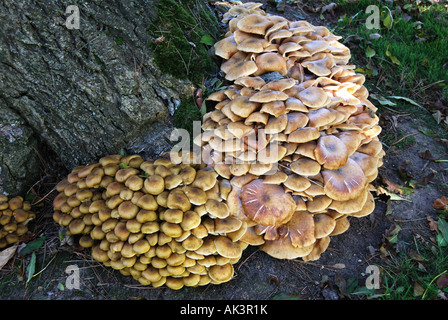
left=390, top=132, right=418, bottom=146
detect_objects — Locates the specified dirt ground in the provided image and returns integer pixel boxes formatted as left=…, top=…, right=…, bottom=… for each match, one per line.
left=1, top=0, right=447, bottom=301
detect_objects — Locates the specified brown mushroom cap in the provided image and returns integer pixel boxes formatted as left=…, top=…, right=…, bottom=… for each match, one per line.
left=214, top=236, right=242, bottom=259
left=208, top=263, right=234, bottom=284
left=314, top=135, right=349, bottom=170
left=240, top=179, right=296, bottom=226
left=214, top=35, right=239, bottom=60
left=297, top=86, right=329, bottom=109
left=260, top=235, right=314, bottom=259
left=322, top=158, right=368, bottom=201
left=237, top=14, right=274, bottom=35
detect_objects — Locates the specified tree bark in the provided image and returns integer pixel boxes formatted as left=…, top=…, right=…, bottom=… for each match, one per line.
left=0, top=0, right=217, bottom=194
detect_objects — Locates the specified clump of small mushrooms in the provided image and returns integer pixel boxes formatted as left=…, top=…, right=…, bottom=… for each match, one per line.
left=197, top=2, right=384, bottom=260
left=52, top=154, right=249, bottom=289
left=0, top=195, right=35, bottom=249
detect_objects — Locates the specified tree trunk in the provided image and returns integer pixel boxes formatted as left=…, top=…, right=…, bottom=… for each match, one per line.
left=0, top=0, right=218, bottom=195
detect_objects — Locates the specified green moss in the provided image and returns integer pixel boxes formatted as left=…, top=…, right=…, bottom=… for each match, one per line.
left=173, top=96, right=202, bottom=142
left=148, top=0, right=220, bottom=84
left=115, top=36, right=124, bottom=46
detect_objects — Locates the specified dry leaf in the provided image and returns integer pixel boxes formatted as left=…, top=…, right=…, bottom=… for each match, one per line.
left=418, top=150, right=438, bottom=161
left=436, top=274, right=448, bottom=290
left=409, top=250, right=425, bottom=262
left=0, top=244, right=18, bottom=270
left=413, top=282, right=425, bottom=297
left=381, top=176, right=403, bottom=194
left=427, top=215, right=439, bottom=233
left=433, top=196, right=448, bottom=211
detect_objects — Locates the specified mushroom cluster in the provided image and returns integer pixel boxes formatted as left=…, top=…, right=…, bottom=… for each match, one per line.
left=52, top=154, right=250, bottom=289
left=196, top=2, right=385, bottom=260
left=0, top=195, right=35, bottom=249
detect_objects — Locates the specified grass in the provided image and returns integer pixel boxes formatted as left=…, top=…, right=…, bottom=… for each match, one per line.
left=329, top=0, right=448, bottom=299
left=355, top=231, right=448, bottom=300
left=332, top=0, right=448, bottom=103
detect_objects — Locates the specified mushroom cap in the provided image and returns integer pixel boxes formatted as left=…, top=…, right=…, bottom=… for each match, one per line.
left=284, top=112, right=309, bottom=134
left=224, top=59, right=258, bottom=81
left=234, top=76, right=266, bottom=89
left=214, top=235, right=243, bottom=259
left=237, top=37, right=269, bottom=53
left=313, top=214, right=336, bottom=238
left=314, top=135, right=349, bottom=170
left=329, top=189, right=368, bottom=214
left=249, top=89, right=289, bottom=103
left=307, top=108, right=337, bottom=128
left=237, top=14, right=274, bottom=35
left=287, top=127, right=320, bottom=144
left=289, top=157, right=321, bottom=176
left=240, top=179, right=296, bottom=226
left=254, top=52, right=288, bottom=76
left=260, top=235, right=314, bottom=259
left=302, top=236, right=331, bottom=261
left=205, top=199, right=230, bottom=219
left=330, top=216, right=350, bottom=236
left=208, top=263, right=234, bottom=284
left=322, top=158, right=368, bottom=201
left=280, top=210, right=316, bottom=248
left=297, top=86, right=329, bottom=109
left=229, top=95, right=261, bottom=118
left=283, top=173, right=311, bottom=192
left=214, top=35, right=239, bottom=60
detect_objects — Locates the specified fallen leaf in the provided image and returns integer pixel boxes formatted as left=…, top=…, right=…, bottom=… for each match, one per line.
left=321, top=2, right=337, bottom=16
left=417, top=262, right=427, bottom=272
left=26, top=251, right=36, bottom=284
left=0, top=244, right=18, bottom=270
left=388, top=95, right=425, bottom=111
left=409, top=250, right=425, bottom=262
left=334, top=274, right=347, bottom=296
left=376, top=186, right=412, bottom=202
left=397, top=161, right=413, bottom=184
left=427, top=215, right=440, bottom=233
left=381, top=176, right=403, bottom=194
left=200, top=34, right=215, bottom=46
left=436, top=218, right=448, bottom=247
left=331, top=263, right=346, bottom=269
left=433, top=196, right=448, bottom=211
left=382, top=6, right=394, bottom=30
left=412, top=172, right=434, bottom=188
left=385, top=45, right=401, bottom=65
left=436, top=274, right=448, bottom=290
left=369, top=33, right=382, bottom=40
left=413, top=282, right=425, bottom=297
left=384, top=224, right=402, bottom=244
left=370, top=93, right=397, bottom=106
left=18, top=236, right=46, bottom=256
left=365, top=46, right=376, bottom=58
left=433, top=110, right=443, bottom=124
left=418, top=150, right=438, bottom=161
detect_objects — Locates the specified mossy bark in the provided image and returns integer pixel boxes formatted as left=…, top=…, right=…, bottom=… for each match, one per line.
left=148, top=0, right=220, bottom=84
left=0, top=0, right=221, bottom=195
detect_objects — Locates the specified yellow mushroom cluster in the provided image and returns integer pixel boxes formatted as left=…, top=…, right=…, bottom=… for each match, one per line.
left=196, top=2, right=385, bottom=260
left=0, top=195, right=35, bottom=249
left=52, top=154, right=251, bottom=289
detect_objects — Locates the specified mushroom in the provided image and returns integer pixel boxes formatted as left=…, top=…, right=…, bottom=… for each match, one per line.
left=52, top=155, right=251, bottom=288
left=239, top=179, right=296, bottom=227
left=1, top=195, right=35, bottom=249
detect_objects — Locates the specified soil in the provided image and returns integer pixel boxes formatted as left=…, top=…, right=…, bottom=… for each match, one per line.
left=1, top=0, right=447, bottom=302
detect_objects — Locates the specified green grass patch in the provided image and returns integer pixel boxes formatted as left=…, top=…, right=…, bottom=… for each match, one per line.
left=332, top=0, right=448, bottom=102
left=348, top=217, right=448, bottom=300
